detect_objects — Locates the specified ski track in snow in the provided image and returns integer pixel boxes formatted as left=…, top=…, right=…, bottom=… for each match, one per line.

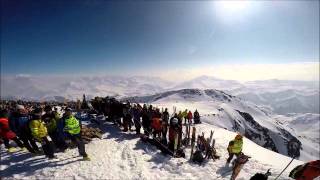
left=0, top=121, right=304, bottom=180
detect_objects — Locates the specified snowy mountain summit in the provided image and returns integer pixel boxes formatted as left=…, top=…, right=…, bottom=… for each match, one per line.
left=124, top=89, right=305, bottom=160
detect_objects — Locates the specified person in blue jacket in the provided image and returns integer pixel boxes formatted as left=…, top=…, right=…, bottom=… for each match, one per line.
left=9, top=104, right=40, bottom=154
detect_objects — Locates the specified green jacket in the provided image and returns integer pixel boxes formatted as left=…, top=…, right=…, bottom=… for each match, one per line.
left=29, top=119, right=48, bottom=140
left=228, top=139, right=243, bottom=154
left=64, top=115, right=81, bottom=135
left=43, top=113, right=60, bottom=133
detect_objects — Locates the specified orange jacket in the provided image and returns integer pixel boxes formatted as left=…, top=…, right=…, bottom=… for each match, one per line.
left=187, top=112, right=193, bottom=119
left=151, top=118, right=162, bottom=131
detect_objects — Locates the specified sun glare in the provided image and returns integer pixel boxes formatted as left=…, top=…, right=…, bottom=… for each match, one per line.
left=213, top=0, right=253, bottom=24
left=219, top=0, right=250, bottom=13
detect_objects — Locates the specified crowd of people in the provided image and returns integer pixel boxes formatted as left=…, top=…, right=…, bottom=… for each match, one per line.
left=1, top=98, right=319, bottom=180
left=0, top=101, right=90, bottom=160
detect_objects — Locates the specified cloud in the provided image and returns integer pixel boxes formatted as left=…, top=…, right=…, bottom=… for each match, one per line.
left=151, top=62, right=319, bottom=82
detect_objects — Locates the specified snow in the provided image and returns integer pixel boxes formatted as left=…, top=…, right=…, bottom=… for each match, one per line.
left=142, top=89, right=319, bottom=161
left=1, top=121, right=304, bottom=179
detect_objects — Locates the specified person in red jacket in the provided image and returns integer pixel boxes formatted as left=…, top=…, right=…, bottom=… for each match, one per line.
left=0, top=109, right=25, bottom=152
left=187, top=111, right=193, bottom=124
left=289, top=160, right=320, bottom=180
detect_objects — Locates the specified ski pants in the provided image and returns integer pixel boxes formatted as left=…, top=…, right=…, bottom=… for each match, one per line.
left=3, top=137, right=24, bottom=149
left=69, top=133, right=87, bottom=157
left=40, top=136, right=55, bottom=158
left=49, top=131, right=67, bottom=151
left=227, top=152, right=240, bottom=163
left=134, top=119, right=141, bottom=134
left=18, top=132, right=39, bottom=153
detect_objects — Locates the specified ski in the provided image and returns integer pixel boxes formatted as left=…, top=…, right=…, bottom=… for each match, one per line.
left=208, top=130, right=213, bottom=147
left=190, top=127, right=196, bottom=160
left=187, top=122, right=191, bottom=145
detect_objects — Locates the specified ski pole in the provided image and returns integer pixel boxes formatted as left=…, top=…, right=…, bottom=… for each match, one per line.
left=274, top=157, right=295, bottom=180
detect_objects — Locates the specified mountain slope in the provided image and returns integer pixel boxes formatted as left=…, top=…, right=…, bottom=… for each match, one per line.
left=124, top=89, right=318, bottom=161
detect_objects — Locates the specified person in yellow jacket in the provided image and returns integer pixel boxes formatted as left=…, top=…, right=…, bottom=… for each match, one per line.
left=62, top=108, right=90, bottom=161
left=29, top=108, right=55, bottom=159
left=182, top=109, right=188, bottom=124
left=227, top=134, right=243, bottom=163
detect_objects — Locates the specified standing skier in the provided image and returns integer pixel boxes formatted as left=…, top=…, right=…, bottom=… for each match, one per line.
left=62, top=108, right=90, bottom=161
left=193, top=110, right=201, bottom=124
left=187, top=110, right=193, bottom=124
left=132, top=105, right=141, bottom=134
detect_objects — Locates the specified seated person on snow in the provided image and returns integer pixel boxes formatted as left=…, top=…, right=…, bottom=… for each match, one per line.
left=29, top=108, right=55, bottom=159
left=227, top=134, right=243, bottom=164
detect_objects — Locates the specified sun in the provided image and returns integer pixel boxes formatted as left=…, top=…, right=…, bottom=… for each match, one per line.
left=218, top=0, right=250, bottom=13
left=213, top=0, right=253, bottom=24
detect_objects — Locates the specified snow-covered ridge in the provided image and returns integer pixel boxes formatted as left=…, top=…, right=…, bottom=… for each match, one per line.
left=123, top=88, right=318, bottom=161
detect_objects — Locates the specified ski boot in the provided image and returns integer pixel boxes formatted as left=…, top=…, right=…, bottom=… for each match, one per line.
left=8, top=147, right=18, bottom=153
left=20, top=147, right=28, bottom=152
left=82, top=155, right=91, bottom=161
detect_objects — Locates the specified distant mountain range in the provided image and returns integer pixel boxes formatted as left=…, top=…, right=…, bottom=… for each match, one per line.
left=1, top=75, right=319, bottom=114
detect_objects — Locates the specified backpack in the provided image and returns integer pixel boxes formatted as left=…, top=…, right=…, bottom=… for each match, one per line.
left=192, top=150, right=204, bottom=163
left=289, top=164, right=306, bottom=179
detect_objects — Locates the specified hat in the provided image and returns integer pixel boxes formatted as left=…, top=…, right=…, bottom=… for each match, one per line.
left=171, top=118, right=178, bottom=125
left=65, top=107, right=72, bottom=112
left=235, top=134, right=243, bottom=140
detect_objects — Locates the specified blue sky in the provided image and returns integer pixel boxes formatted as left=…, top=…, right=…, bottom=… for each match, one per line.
left=1, top=0, right=319, bottom=80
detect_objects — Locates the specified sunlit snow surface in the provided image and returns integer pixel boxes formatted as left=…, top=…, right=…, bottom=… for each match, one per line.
left=0, top=121, right=304, bottom=179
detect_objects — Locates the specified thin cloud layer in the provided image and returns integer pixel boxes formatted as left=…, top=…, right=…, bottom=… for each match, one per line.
left=153, top=62, right=319, bottom=82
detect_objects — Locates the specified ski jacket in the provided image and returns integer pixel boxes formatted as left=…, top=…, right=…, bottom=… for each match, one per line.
left=169, top=126, right=177, bottom=141
left=178, top=112, right=184, bottom=120
left=0, top=118, right=16, bottom=139
left=142, top=111, right=150, bottom=127
left=187, top=112, right=193, bottom=119
left=64, top=115, right=81, bottom=135
left=132, top=109, right=141, bottom=121
left=228, top=139, right=243, bottom=154
left=151, top=118, right=162, bottom=131
left=42, top=113, right=59, bottom=133
left=290, top=160, right=320, bottom=180
left=194, top=111, right=200, bottom=120
left=9, top=112, right=30, bottom=135
left=29, top=119, right=48, bottom=140
left=182, top=111, right=188, bottom=119
left=162, top=111, right=169, bottom=123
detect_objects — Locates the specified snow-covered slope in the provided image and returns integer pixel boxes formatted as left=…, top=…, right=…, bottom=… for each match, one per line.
left=0, top=120, right=304, bottom=179
left=273, top=113, right=320, bottom=161
left=124, top=89, right=318, bottom=161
